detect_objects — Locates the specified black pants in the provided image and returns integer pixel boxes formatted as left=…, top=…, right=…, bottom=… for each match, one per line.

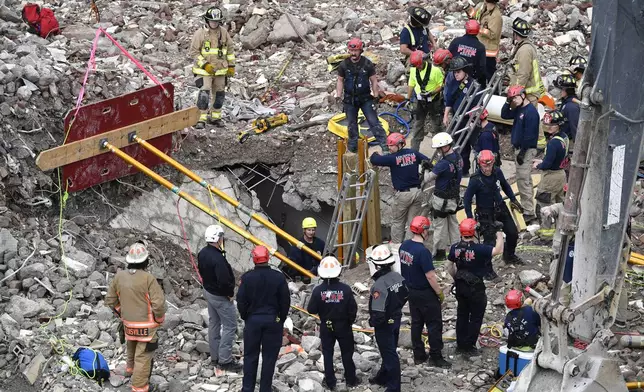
left=485, top=57, right=497, bottom=86
left=320, top=320, right=357, bottom=388
left=241, top=315, right=283, bottom=392
left=409, top=288, right=444, bottom=359
left=478, top=205, right=519, bottom=259
left=455, top=279, right=487, bottom=349
left=373, top=318, right=401, bottom=392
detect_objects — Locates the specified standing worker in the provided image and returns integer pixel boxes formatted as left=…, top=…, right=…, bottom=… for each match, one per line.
left=370, top=132, right=430, bottom=243
left=399, top=216, right=452, bottom=368
left=448, top=218, right=504, bottom=354
left=197, top=225, right=241, bottom=371
left=501, top=85, right=540, bottom=223
left=400, top=6, right=437, bottom=57
left=554, top=73, right=580, bottom=149
left=407, top=50, right=445, bottom=151
left=190, top=7, right=235, bottom=129
left=424, top=132, right=463, bottom=261
left=532, top=111, right=569, bottom=216
left=464, top=150, right=525, bottom=277
left=447, top=20, right=487, bottom=86
left=237, top=246, right=290, bottom=392
left=336, top=37, right=388, bottom=154
left=470, top=0, right=503, bottom=84
left=473, top=109, right=501, bottom=166
left=105, top=242, right=166, bottom=392
left=285, top=217, right=325, bottom=282
left=307, top=256, right=360, bottom=390
left=367, top=245, right=409, bottom=392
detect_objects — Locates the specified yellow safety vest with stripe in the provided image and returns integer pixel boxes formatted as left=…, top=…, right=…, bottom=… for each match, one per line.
left=192, top=28, right=235, bottom=77
left=545, top=135, right=569, bottom=156
left=403, top=24, right=429, bottom=51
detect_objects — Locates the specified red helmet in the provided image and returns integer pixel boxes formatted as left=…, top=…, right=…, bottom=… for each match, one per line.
left=477, top=150, right=495, bottom=166
left=465, top=19, right=480, bottom=35
left=433, top=49, right=452, bottom=65
left=410, top=50, right=424, bottom=68
left=251, top=245, right=270, bottom=264
left=410, top=216, right=431, bottom=234
left=507, top=85, right=526, bottom=98
left=480, top=109, right=489, bottom=120
left=459, top=218, right=478, bottom=237
left=505, top=289, right=523, bottom=309
left=386, top=132, right=405, bottom=147
left=348, top=37, right=363, bottom=51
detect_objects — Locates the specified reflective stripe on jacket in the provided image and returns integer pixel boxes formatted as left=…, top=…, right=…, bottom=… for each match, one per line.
left=509, top=40, right=545, bottom=97
left=189, top=26, right=235, bottom=76
left=475, top=4, right=502, bottom=57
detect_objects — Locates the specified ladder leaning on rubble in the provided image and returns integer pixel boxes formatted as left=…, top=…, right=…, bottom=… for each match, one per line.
left=324, top=169, right=376, bottom=268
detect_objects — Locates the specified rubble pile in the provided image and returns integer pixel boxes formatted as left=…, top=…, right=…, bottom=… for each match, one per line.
left=0, top=0, right=641, bottom=391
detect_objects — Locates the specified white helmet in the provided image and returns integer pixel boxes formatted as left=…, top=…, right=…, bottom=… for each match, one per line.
left=205, top=225, right=225, bottom=243
left=368, top=244, right=395, bottom=265
left=126, top=242, right=149, bottom=264
left=318, top=256, right=342, bottom=279
left=432, top=132, right=453, bottom=148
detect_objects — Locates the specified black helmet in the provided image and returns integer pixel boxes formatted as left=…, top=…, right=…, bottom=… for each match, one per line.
left=554, top=73, right=577, bottom=89
left=542, top=110, right=566, bottom=126
left=449, top=56, right=470, bottom=72
left=408, top=6, right=431, bottom=26
left=204, top=7, right=223, bottom=22
left=569, top=55, right=587, bottom=72
left=512, top=17, right=531, bottom=37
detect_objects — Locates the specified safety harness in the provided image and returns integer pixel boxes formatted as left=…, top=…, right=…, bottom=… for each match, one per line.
left=415, top=62, right=440, bottom=102
left=453, top=240, right=484, bottom=286
left=433, top=154, right=462, bottom=217
left=343, top=57, right=372, bottom=106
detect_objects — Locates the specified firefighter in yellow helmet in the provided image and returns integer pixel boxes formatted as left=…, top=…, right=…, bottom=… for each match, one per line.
left=283, top=217, right=325, bottom=283
left=105, top=242, right=166, bottom=392
left=190, top=7, right=235, bottom=129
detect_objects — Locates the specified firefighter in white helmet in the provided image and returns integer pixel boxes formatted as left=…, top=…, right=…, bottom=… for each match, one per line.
left=105, top=242, right=166, bottom=392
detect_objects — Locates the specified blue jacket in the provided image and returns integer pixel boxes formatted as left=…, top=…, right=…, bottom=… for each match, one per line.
left=501, top=103, right=540, bottom=150
left=287, top=236, right=325, bottom=275
left=475, top=122, right=499, bottom=154
left=560, top=95, right=580, bottom=141
left=370, top=149, right=429, bottom=191
left=237, top=265, right=290, bottom=321
left=463, top=167, right=516, bottom=217
left=448, top=35, right=487, bottom=85
left=537, top=132, right=568, bottom=170
left=445, top=76, right=475, bottom=114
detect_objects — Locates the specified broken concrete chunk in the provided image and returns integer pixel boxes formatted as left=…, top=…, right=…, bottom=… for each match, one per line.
left=519, top=269, right=545, bottom=285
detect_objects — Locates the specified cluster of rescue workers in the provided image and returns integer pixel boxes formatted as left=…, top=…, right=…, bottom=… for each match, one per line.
left=104, top=2, right=591, bottom=392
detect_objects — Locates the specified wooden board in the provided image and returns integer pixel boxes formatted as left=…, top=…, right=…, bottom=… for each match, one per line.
left=367, top=169, right=382, bottom=246
left=36, top=107, right=199, bottom=171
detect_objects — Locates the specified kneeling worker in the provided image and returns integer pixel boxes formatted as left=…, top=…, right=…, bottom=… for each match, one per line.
left=504, top=289, right=541, bottom=350
left=448, top=218, right=504, bottom=354
left=285, top=217, right=325, bottom=282
left=307, top=256, right=360, bottom=390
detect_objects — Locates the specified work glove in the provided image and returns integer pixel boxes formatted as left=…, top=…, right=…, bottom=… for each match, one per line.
left=494, top=221, right=504, bottom=231
left=226, top=66, right=235, bottom=77
left=203, top=63, right=215, bottom=74
left=437, top=290, right=445, bottom=303
left=421, top=160, right=434, bottom=172
left=516, top=150, right=526, bottom=166
left=510, top=199, right=524, bottom=213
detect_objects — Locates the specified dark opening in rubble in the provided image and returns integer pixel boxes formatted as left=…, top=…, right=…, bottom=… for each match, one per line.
left=232, top=164, right=334, bottom=253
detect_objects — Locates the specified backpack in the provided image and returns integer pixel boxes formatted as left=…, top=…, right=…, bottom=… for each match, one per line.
left=72, top=347, right=110, bottom=384
left=21, top=3, right=60, bottom=38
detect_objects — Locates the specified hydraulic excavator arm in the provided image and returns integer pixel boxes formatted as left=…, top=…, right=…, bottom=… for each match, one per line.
left=515, top=1, right=644, bottom=392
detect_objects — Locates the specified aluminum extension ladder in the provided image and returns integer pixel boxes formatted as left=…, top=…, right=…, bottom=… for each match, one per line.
left=324, top=169, right=376, bottom=267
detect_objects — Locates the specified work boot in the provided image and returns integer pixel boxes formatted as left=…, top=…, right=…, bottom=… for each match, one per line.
left=321, top=378, right=336, bottom=390
left=368, top=376, right=386, bottom=386
left=413, top=355, right=428, bottom=365
left=346, top=376, right=361, bottom=388
left=219, top=359, right=242, bottom=372
left=503, top=255, right=526, bottom=265
left=194, top=121, right=206, bottom=129
left=523, top=214, right=538, bottom=224
left=428, top=356, right=452, bottom=369
left=434, top=249, right=447, bottom=261
left=456, top=346, right=481, bottom=356
left=483, top=270, right=500, bottom=282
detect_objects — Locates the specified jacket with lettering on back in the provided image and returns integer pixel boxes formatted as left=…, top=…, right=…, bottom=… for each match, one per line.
left=105, top=269, right=166, bottom=342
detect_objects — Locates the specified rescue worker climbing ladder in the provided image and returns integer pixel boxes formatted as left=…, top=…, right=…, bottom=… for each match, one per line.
left=191, top=7, right=235, bottom=129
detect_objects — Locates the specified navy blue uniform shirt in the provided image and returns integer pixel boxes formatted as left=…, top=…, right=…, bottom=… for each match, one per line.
left=237, top=264, right=290, bottom=321
left=198, top=245, right=235, bottom=298
left=504, top=305, right=542, bottom=348
left=307, top=279, right=358, bottom=324
left=445, top=76, right=475, bottom=113
left=537, top=132, right=568, bottom=170
left=448, top=241, right=493, bottom=278
left=501, top=103, right=540, bottom=150
left=475, top=122, right=500, bottom=154
left=370, top=149, right=429, bottom=191
left=400, top=25, right=430, bottom=53
left=369, top=266, right=409, bottom=327
left=399, top=240, right=435, bottom=290
left=432, top=152, right=463, bottom=192
left=448, top=35, right=487, bottom=85
left=463, top=168, right=516, bottom=218
left=287, top=236, right=325, bottom=274
left=560, top=95, right=580, bottom=141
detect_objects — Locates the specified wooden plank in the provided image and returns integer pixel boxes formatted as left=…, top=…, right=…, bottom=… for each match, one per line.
left=342, top=153, right=358, bottom=257
left=36, top=107, right=200, bottom=171
left=367, top=169, right=382, bottom=246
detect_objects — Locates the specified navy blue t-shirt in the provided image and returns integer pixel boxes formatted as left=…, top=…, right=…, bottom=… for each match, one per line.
left=432, top=152, right=463, bottom=192
left=445, top=76, right=475, bottom=115
left=399, top=239, right=435, bottom=290
left=475, top=123, right=500, bottom=154
left=448, top=241, right=492, bottom=278
left=560, top=95, right=580, bottom=141
left=537, top=132, right=568, bottom=170
left=504, top=306, right=542, bottom=348
left=400, top=25, right=430, bottom=53
left=501, top=103, right=540, bottom=150
left=463, top=167, right=516, bottom=218
left=447, top=35, right=486, bottom=85
left=370, top=149, right=429, bottom=191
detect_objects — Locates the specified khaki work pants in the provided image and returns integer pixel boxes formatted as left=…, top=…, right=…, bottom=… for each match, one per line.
left=391, top=188, right=423, bottom=243
left=199, top=75, right=226, bottom=122
left=514, top=148, right=537, bottom=216
left=527, top=96, right=546, bottom=149
left=409, top=99, right=442, bottom=151
left=431, top=196, right=460, bottom=253
left=536, top=170, right=566, bottom=208
left=126, top=339, right=157, bottom=392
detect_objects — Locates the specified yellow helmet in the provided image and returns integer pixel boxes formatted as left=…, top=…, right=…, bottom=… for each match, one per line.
left=302, top=217, right=317, bottom=229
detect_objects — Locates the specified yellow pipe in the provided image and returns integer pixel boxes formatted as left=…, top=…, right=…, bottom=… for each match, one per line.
left=627, top=382, right=644, bottom=390
left=103, top=141, right=314, bottom=279
left=132, top=135, right=322, bottom=262
left=629, top=257, right=644, bottom=266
